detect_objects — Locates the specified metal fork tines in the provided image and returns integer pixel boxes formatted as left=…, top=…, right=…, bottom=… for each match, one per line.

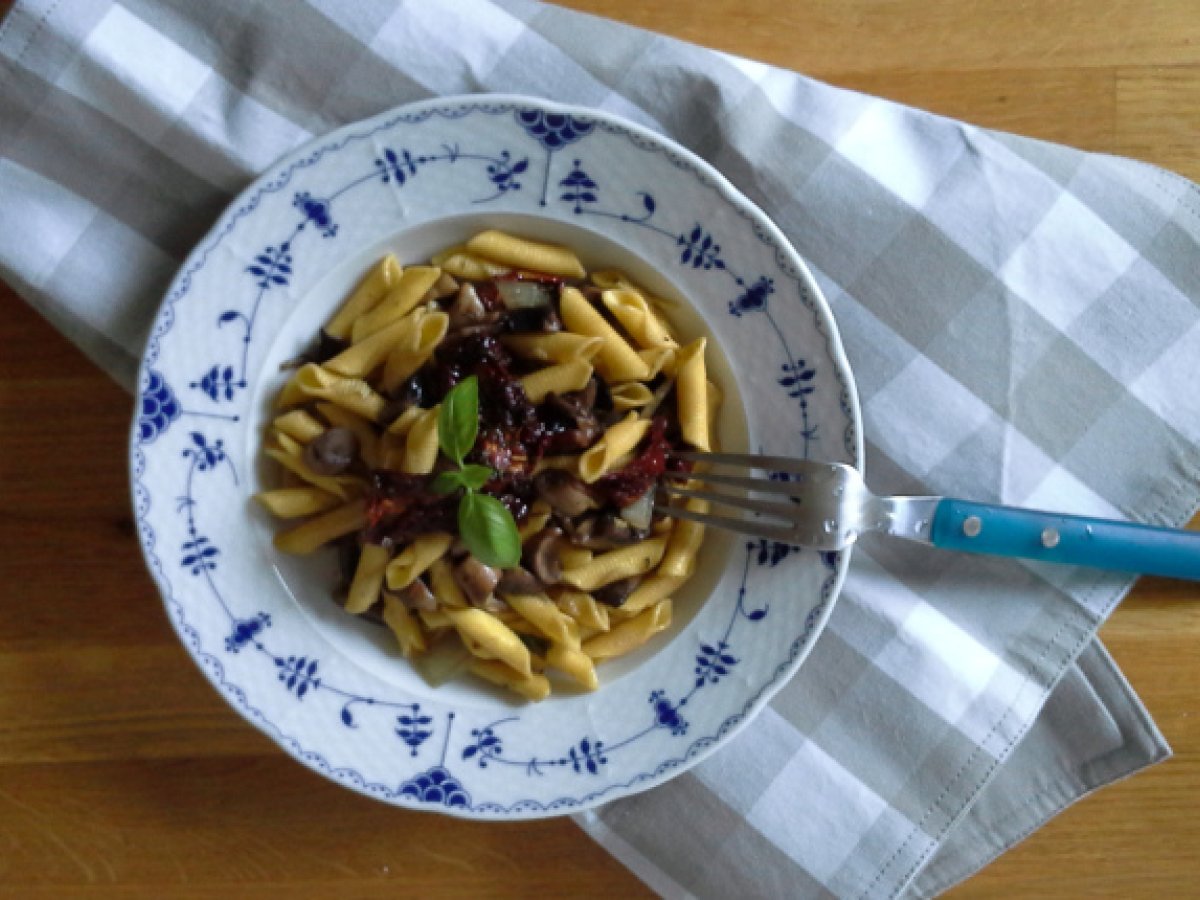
left=655, top=451, right=938, bottom=551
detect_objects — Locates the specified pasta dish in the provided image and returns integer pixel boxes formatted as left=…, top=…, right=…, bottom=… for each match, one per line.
left=256, top=230, right=716, bottom=700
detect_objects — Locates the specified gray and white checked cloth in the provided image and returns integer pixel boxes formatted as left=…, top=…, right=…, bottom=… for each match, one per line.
left=2, top=0, right=1197, bottom=896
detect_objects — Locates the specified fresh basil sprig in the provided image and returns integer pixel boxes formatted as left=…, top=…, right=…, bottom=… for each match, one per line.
left=432, top=376, right=521, bottom=568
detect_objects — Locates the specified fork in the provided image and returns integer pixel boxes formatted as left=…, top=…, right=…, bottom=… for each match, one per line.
left=656, top=452, right=1200, bottom=581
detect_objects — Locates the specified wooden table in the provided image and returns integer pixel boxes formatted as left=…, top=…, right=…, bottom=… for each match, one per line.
left=1, top=0, right=1197, bottom=895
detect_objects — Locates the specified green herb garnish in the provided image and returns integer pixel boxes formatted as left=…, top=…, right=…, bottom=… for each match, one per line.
left=435, top=377, right=521, bottom=568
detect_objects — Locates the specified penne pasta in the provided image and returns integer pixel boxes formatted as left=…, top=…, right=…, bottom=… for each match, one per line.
left=382, top=595, right=427, bottom=657
left=385, top=532, right=453, bottom=590
left=384, top=404, right=424, bottom=436
left=273, top=499, right=367, bottom=555
left=431, top=245, right=511, bottom=280
left=560, top=286, right=650, bottom=382
left=447, top=608, right=532, bottom=677
left=351, top=266, right=443, bottom=342
left=273, top=409, right=325, bottom=443
left=582, top=600, right=672, bottom=661
left=578, top=412, right=650, bottom=483
left=638, top=345, right=675, bottom=379
left=556, top=590, right=611, bottom=633
left=675, top=337, right=710, bottom=451
left=401, top=405, right=440, bottom=474
left=517, top=502, right=553, bottom=542
left=658, top=496, right=708, bottom=578
left=380, top=309, right=449, bottom=393
left=468, top=659, right=551, bottom=701
left=520, top=358, right=594, bottom=404
left=465, top=229, right=586, bottom=279
left=324, top=254, right=401, bottom=339
left=601, top=288, right=678, bottom=349
left=559, top=536, right=668, bottom=592
left=345, top=543, right=390, bottom=614
left=618, top=573, right=688, bottom=616
left=608, top=382, right=654, bottom=412
left=545, top=644, right=599, bottom=691
left=277, top=363, right=386, bottom=422
left=502, top=332, right=603, bottom=364
left=504, top=594, right=582, bottom=650
left=254, top=486, right=341, bottom=519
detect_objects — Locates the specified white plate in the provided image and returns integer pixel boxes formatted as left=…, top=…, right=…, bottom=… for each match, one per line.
left=130, top=94, right=862, bottom=818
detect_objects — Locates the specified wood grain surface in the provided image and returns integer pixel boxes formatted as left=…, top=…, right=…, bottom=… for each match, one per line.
left=1, top=0, right=1198, bottom=896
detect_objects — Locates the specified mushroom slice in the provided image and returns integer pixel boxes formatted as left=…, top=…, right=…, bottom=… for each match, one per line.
left=453, top=555, right=501, bottom=607
left=392, top=578, right=438, bottom=613
left=594, top=576, right=642, bottom=608
left=497, top=566, right=545, bottom=596
left=534, top=469, right=596, bottom=518
left=523, top=527, right=565, bottom=585
left=304, top=427, right=358, bottom=476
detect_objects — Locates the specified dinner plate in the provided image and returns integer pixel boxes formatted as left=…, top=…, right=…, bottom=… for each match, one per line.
left=129, top=94, right=862, bottom=818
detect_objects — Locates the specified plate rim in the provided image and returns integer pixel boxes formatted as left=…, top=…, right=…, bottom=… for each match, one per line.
left=128, top=92, right=865, bottom=818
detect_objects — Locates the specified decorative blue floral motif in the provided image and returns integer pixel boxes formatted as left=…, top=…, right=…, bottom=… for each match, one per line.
left=191, top=364, right=242, bottom=402
left=225, top=613, right=271, bottom=652
left=752, top=537, right=799, bottom=567
left=462, top=722, right=506, bottom=767
left=566, top=737, right=607, bottom=775
left=559, top=160, right=599, bottom=213
left=399, top=766, right=471, bottom=808
left=729, top=276, right=775, bottom=317
left=182, top=432, right=227, bottom=471
left=138, top=369, right=181, bottom=443
left=484, top=150, right=527, bottom=196
left=180, top=535, right=219, bottom=575
left=247, top=242, right=294, bottom=290
left=276, top=655, right=320, bottom=699
left=396, top=704, right=435, bottom=756
left=293, top=193, right=337, bottom=238
left=695, top=640, right=739, bottom=687
left=516, top=109, right=594, bottom=150
left=678, top=225, right=726, bottom=270
left=461, top=719, right=608, bottom=776
left=650, top=690, right=689, bottom=736
left=375, top=147, right=419, bottom=185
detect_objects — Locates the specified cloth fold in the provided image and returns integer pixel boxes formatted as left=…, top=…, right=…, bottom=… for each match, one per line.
left=1, top=0, right=1193, bottom=896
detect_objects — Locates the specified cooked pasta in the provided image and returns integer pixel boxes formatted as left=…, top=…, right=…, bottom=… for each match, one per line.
left=256, top=230, right=716, bottom=700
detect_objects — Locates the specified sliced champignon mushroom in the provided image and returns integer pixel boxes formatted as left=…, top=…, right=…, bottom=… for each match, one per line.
left=304, top=427, right=358, bottom=476
left=497, top=566, right=545, bottom=596
left=504, top=305, right=563, bottom=333
left=392, top=578, right=438, bottom=613
left=453, top=555, right=501, bottom=607
left=539, top=386, right=603, bottom=452
left=523, top=527, right=565, bottom=585
left=534, top=469, right=596, bottom=518
left=594, top=576, right=642, bottom=607
left=448, top=282, right=488, bottom=328
left=567, top=512, right=648, bottom=550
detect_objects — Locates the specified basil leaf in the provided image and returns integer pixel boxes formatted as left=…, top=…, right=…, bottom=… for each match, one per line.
left=438, top=376, right=479, bottom=466
left=456, top=464, right=494, bottom=491
left=458, top=491, right=521, bottom=568
left=430, top=470, right=465, bottom=495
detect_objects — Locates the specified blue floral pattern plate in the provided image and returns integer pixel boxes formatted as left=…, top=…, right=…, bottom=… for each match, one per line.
left=130, top=95, right=862, bottom=818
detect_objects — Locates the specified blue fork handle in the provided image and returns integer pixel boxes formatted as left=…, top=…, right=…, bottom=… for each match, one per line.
left=930, top=499, right=1200, bottom=580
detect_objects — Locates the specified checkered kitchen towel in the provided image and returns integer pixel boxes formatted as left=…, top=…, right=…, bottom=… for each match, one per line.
left=1, top=0, right=1194, bottom=896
